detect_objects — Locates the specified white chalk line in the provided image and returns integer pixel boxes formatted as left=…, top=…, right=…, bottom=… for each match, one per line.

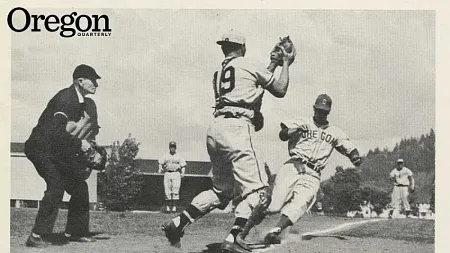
left=252, top=218, right=386, bottom=253
left=301, top=218, right=384, bottom=237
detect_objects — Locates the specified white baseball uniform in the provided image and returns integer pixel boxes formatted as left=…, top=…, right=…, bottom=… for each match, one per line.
left=159, top=153, right=186, bottom=201
left=268, top=117, right=357, bottom=223
left=389, top=167, right=413, bottom=211
left=191, top=56, right=274, bottom=218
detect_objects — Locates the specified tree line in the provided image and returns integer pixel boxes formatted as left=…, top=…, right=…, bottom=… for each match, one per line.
left=319, top=129, right=435, bottom=215
left=98, top=129, right=435, bottom=214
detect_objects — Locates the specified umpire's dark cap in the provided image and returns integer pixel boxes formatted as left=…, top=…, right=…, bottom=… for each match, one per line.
left=314, top=94, right=332, bottom=112
left=73, top=64, right=101, bottom=80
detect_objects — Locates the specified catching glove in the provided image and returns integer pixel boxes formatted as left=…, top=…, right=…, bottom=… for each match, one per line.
left=81, top=139, right=107, bottom=171
left=270, top=36, right=296, bottom=66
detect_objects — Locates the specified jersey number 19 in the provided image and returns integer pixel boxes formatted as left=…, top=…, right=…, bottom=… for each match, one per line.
left=214, top=66, right=235, bottom=99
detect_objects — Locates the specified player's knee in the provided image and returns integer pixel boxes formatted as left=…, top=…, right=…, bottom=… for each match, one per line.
left=191, top=189, right=231, bottom=212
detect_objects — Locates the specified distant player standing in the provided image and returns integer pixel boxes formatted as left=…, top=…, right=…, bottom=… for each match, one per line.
left=161, top=29, right=296, bottom=253
left=158, top=141, right=186, bottom=213
left=388, top=158, right=415, bottom=218
left=261, top=94, right=362, bottom=245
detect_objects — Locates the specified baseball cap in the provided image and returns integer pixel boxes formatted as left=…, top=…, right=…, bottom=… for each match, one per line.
left=217, top=29, right=246, bottom=45
left=313, top=94, right=332, bottom=112
left=73, top=64, right=101, bottom=80
left=169, top=141, right=177, bottom=147
left=397, top=158, right=404, bottom=163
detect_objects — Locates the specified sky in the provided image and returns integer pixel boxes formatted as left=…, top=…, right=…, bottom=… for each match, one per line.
left=10, top=9, right=435, bottom=179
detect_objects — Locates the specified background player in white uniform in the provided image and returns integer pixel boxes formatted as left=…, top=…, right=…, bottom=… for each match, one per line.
left=162, top=29, right=296, bottom=253
left=263, top=94, right=362, bottom=245
left=388, top=158, right=415, bottom=218
left=158, top=141, right=186, bottom=213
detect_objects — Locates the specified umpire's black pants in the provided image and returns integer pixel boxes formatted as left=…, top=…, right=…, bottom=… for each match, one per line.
left=25, top=148, right=90, bottom=236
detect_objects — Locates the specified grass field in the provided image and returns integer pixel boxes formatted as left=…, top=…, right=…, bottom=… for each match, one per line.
left=10, top=208, right=434, bottom=253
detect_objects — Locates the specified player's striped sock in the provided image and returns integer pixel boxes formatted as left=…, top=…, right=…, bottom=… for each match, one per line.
left=173, top=205, right=203, bottom=231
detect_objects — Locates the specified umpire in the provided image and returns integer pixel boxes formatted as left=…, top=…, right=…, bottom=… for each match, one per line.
left=24, top=64, right=102, bottom=247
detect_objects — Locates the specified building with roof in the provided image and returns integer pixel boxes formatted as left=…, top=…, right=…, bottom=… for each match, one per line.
left=10, top=142, right=99, bottom=209
left=11, top=142, right=213, bottom=211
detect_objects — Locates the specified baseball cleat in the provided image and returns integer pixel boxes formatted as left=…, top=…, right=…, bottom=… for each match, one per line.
left=221, top=240, right=251, bottom=253
left=161, top=220, right=183, bottom=248
left=264, top=231, right=281, bottom=245
left=25, top=233, right=51, bottom=248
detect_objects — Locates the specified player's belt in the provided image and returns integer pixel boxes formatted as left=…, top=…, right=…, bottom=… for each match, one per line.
left=395, top=184, right=409, bottom=187
left=215, top=103, right=254, bottom=111
left=166, top=170, right=180, bottom=173
left=214, top=111, right=251, bottom=119
left=214, top=104, right=255, bottom=119
left=299, top=159, right=323, bottom=173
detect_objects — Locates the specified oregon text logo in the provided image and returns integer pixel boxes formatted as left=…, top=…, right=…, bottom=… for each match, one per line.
left=7, top=7, right=112, bottom=38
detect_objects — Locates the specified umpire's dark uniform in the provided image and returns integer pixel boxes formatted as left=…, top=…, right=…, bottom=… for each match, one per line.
left=25, top=65, right=101, bottom=239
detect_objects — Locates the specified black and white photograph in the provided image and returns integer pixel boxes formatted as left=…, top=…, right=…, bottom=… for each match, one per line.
left=4, top=2, right=444, bottom=253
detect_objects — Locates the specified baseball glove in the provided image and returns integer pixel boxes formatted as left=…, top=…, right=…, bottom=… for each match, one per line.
left=82, top=139, right=108, bottom=171
left=270, top=36, right=296, bottom=66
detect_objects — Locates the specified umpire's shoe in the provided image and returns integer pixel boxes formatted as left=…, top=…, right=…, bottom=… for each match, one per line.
left=264, top=228, right=282, bottom=245
left=161, top=220, right=184, bottom=248
left=25, top=233, right=51, bottom=248
left=221, top=240, right=251, bottom=253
